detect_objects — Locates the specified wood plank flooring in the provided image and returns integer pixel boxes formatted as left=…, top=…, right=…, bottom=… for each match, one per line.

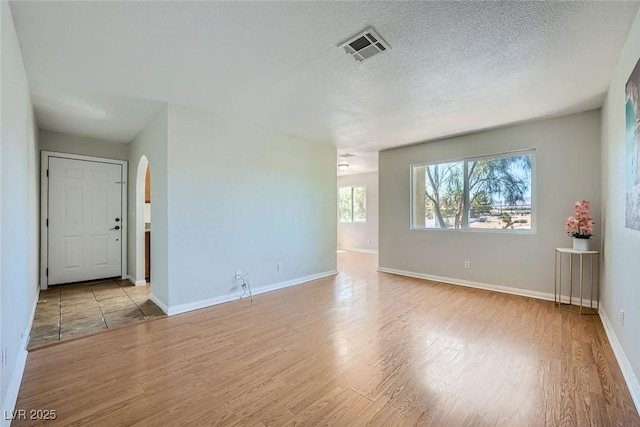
left=14, top=251, right=640, bottom=426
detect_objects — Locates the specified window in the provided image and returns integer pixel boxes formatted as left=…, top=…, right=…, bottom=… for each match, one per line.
left=411, top=151, right=534, bottom=231
left=338, top=186, right=366, bottom=222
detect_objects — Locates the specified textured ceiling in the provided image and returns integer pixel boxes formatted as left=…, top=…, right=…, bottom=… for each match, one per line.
left=8, top=1, right=640, bottom=169
left=337, top=151, right=378, bottom=177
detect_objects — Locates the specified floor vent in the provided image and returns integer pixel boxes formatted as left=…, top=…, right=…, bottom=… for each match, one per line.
left=340, top=28, right=390, bottom=62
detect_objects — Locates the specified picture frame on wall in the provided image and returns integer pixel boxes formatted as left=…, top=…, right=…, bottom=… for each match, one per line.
left=625, top=56, right=640, bottom=230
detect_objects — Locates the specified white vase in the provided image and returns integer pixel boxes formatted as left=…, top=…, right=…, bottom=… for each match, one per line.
left=572, top=237, right=590, bottom=251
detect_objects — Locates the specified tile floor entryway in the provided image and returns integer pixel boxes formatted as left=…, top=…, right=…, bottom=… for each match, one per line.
left=29, top=279, right=165, bottom=349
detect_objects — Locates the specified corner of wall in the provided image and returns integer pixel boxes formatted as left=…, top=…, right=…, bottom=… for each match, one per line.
left=163, top=104, right=336, bottom=309
left=128, top=104, right=169, bottom=309
left=1, top=0, right=41, bottom=421
left=599, top=6, right=640, bottom=416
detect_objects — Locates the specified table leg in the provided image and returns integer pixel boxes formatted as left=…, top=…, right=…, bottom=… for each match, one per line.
left=590, top=254, right=594, bottom=310
left=579, top=254, right=584, bottom=314
left=554, top=250, right=558, bottom=306
left=569, top=253, right=573, bottom=305
left=596, top=255, right=600, bottom=313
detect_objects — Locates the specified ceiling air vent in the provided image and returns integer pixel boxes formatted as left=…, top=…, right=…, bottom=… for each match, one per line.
left=340, top=28, right=390, bottom=62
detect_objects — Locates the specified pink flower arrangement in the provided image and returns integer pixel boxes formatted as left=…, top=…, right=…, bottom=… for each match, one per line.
left=566, top=200, right=595, bottom=238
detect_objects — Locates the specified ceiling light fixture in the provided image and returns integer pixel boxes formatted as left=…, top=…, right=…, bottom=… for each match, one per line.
left=338, top=162, right=349, bottom=171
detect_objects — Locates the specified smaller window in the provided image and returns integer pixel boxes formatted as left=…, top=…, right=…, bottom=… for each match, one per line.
left=338, top=186, right=366, bottom=223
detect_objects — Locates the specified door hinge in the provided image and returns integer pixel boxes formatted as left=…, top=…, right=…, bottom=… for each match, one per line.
left=46, top=268, right=48, bottom=277
left=46, top=218, right=48, bottom=227
left=46, top=169, right=49, bottom=177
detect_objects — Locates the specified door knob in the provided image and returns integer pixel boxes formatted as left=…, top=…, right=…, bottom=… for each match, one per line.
left=115, top=218, right=120, bottom=222
left=111, top=225, right=120, bottom=230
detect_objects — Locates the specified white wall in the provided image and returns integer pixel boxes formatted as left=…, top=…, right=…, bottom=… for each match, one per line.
left=601, top=8, right=640, bottom=409
left=337, top=172, right=378, bottom=252
left=0, top=1, right=39, bottom=422
left=127, top=107, right=169, bottom=305
left=165, top=104, right=336, bottom=312
left=39, top=129, right=129, bottom=161
left=379, top=110, right=601, bottom=296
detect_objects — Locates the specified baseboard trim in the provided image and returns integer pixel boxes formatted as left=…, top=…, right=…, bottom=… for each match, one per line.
left=599, top=307, right=640, bottom=415
left=149, top=293, right=169, bottom=315
left=1, top=291, right=38, bottom=426
left=25, top=290, right=39, bottom=349
left=165, top=292, right=239, bottom=317
left=1, top=347, right=28, bottom=427
left=338, top=247, right=378, bottom=254
left=250, top=270, right=338, bottom=298
left=127, top=275, right=147, bottom=286
left=165, top=270, right=338, bottom=316
left=0, top=286, right=39, bottom=425
left=376, top=267, right=597, bottom=306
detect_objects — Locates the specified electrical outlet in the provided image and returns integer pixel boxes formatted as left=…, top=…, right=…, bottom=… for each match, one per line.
left=277, top=262, right=283, bottom=272
left=620, top=309, right=625, bottom=326
left=464, top=261, right=471, bottom=269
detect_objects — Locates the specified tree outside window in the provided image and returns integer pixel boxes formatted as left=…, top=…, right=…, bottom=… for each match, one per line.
left=338, top=186, right=366, bottom=223
left=412, top=152, right=533, bottom=231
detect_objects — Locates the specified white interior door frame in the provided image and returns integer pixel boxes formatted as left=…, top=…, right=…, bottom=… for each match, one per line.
left=40, top=151, right=128, bottom=290
left=134, top=155, right=149, bottom=286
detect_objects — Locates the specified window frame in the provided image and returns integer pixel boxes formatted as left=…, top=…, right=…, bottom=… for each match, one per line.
left=338, top=185, right=367, bottom=223
left=409, top=149, right=536, bottom=234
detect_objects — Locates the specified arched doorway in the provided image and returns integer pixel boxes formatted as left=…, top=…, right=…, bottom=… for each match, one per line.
left=135, top=155, right=150, bottom=285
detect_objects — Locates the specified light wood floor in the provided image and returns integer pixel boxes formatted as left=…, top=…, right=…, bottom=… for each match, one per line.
left=15, top=251, right=640, bottom=426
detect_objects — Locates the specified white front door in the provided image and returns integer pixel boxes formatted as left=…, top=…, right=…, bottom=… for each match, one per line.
left=47, top=157, right=123, bottom=285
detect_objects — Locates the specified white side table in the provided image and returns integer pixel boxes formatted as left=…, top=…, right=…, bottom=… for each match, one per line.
left=554, top=248, right=599, bottom=315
